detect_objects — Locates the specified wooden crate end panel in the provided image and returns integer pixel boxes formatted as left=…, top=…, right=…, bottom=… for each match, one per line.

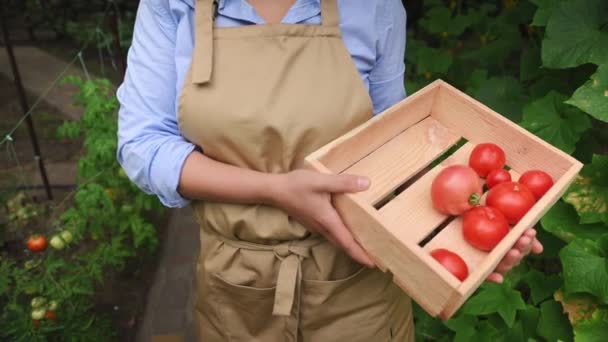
left=335, top=193, right=461, bottom=312
left=431, top=84, right=574, bottom=179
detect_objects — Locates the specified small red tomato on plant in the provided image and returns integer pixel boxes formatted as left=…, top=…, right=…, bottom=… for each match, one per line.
left=46, top=311, right=57, bottom=320
left=469, top=143, right=506, bottom=178
left=430, top=249, right=469, bottom=281
left=518, top=170, right=554, bottom=200
left=486, top=169, right=512, bottom=189
left=26, top=235, right=47, bottom=252
left=462, top=206, right=510, bottom=251
left=431, top=165, right=482, bottom=215
left=486, top=182, right=536, bottom=224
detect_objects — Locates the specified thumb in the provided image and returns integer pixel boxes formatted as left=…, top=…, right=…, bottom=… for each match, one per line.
left=316, top=173, right=371, bottom=193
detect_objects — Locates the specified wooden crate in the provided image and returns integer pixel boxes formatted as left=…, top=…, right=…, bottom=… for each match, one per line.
left=304, top=80, right=583, bottom=319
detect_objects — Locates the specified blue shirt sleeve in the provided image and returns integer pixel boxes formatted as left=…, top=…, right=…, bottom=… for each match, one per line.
left=369, top=0, right=407, bottom=114
left=116, top=0, right=195, bottom=208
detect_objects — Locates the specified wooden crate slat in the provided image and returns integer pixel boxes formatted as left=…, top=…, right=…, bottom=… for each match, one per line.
left=306, top=81, right=441, bottom=174
left=432, top=83, right=576, bottom=180
left=423, top=217, right=487, bottom=273
left=344, top=117, right=461, bottom=205
left=379, top=143, right=474, bottom=244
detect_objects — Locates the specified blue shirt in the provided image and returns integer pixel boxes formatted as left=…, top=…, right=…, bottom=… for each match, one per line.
left=116, top=0, right=407, bottom=208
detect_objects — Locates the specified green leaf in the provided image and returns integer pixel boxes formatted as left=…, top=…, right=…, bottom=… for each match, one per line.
left=520, top=305, right=541, bottom=338
left=555, top=290, right=599, bottom=326
left=537, top=300, right=574, bottom=342
left=471, top=76, right=526, bottom=122
left=520, top=46, right=542, bottom=81
left=471, top=320, right=500, bottom=340
left=522, top=269, right=562, bottom=305
left=419, top=7, right=475, bottom=36
left=560, top=238, right=608, bottom=303
left=415, top=46, right=453, bottom=76
left=541, top=201, right=607, bottom=242
left=444, top=314, right=478, bottom=342
left=462, top=283, right=526, bottom=327
left=413, top=302, right=451, bottom=341
left=521, top=91, right=591, bottom=154
left=574, top=310, right=608, bottom=342
left=541, top=0, right=608, bottom=68
left=529, top=0, right=564, bottom=27
left=563, top=154, right=608, bottom=225
left=566, top=64, right=608, bottom=123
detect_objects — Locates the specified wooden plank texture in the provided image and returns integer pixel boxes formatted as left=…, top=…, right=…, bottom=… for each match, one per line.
left=379, top=143, right=474, bottom=244
left=306, top=81, right=441, bottom=174
left=344, top=117, right=461, bottom=205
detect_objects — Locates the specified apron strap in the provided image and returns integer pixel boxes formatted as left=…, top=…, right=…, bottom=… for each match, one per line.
left=192, top=0, right=215, bottom=85
left=321, top=0, right=340, bottom=27
left=218, top=235, right=325, bottom=317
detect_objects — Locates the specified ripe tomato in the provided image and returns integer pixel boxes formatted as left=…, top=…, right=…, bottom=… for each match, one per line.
left=431, top=165, right=482, bottom=215
left=486, top=182, right=536, bottom=224
left=469, top=143, right=506, bottom=177
left=46, top=311, right=57, bottom=320
left=486, top=169, right=512, bottom=189
left=26, top=235, right=47, bottom=252
left=519, top=170, right=554, bottom=200
left=462, top=206, right=510, bottom=251
left=430, top=249, right=468, bottom=281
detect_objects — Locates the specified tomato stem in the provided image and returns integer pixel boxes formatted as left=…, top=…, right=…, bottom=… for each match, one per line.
left=469, top=193, right=481, bottom=206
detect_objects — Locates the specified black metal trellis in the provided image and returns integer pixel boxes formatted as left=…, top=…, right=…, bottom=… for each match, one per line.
left=0, top=1, right=54, bottom=200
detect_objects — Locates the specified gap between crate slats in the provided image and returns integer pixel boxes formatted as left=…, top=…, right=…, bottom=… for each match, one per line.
left=343, top=116, right=461, bottom=206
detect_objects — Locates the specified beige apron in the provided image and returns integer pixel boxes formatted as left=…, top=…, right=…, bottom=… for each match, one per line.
left=177, top=0, right=414, bottom=340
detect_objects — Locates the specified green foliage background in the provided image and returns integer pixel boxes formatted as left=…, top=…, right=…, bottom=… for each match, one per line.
left=406, top=0, right=608, bottom=341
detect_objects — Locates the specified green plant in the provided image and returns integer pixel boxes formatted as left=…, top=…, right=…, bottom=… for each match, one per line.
left=409, top=0, right=608, bottom=340
left=0, top=77, right=164, bottom=341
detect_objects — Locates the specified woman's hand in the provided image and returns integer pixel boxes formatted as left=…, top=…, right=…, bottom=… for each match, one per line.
left=486, top=228, right=544, bottom=283
left=271, top=169, right=375, bottom=267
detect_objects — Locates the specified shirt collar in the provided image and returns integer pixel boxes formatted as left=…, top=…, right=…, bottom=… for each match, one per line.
left=217, top=0, right=321, bottom=24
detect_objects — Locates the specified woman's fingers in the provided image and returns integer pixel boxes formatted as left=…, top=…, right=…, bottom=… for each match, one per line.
left=495, top=249, right=521, bottom=274
left=319, top=208, right=375, bottom=268
left=531, top=237, right=544, bottom=254
left=486, top=272, right=504, bottom=283
left=314, top=173, right=370, bottom=193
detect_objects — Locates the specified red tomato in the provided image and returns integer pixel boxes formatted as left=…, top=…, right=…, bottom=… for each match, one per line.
left=430, top=249, right=469, bottom=281
left=469, top=143, right=506, bottom=177
left=26, top=235, right=47, bottom=252
left=431, top=165, right=482, bottom=215
left=486, top=169, right=512, bottom=189
left=46, top=311, right=57, bottom=320
left=462, top=206, right=510, bottom=251
left=486, top=182, right=536, bottom=224
left=519, top=170, right=554, bottom=200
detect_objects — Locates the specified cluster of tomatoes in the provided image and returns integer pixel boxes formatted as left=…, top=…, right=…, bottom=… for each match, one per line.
left=26, top=230, right=74, bottom=253
left=30, top=296, right=58, bottom=328
left=428, top=143, right=554, bottom=281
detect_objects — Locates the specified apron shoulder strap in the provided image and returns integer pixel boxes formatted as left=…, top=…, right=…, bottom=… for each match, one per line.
left=321, top=0, right=340, bottom=27
left=192, top=0, right=215, bottom=85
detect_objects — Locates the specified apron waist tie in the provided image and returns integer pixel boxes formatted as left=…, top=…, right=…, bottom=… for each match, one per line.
left=217, top=235, right=325, bottom=316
